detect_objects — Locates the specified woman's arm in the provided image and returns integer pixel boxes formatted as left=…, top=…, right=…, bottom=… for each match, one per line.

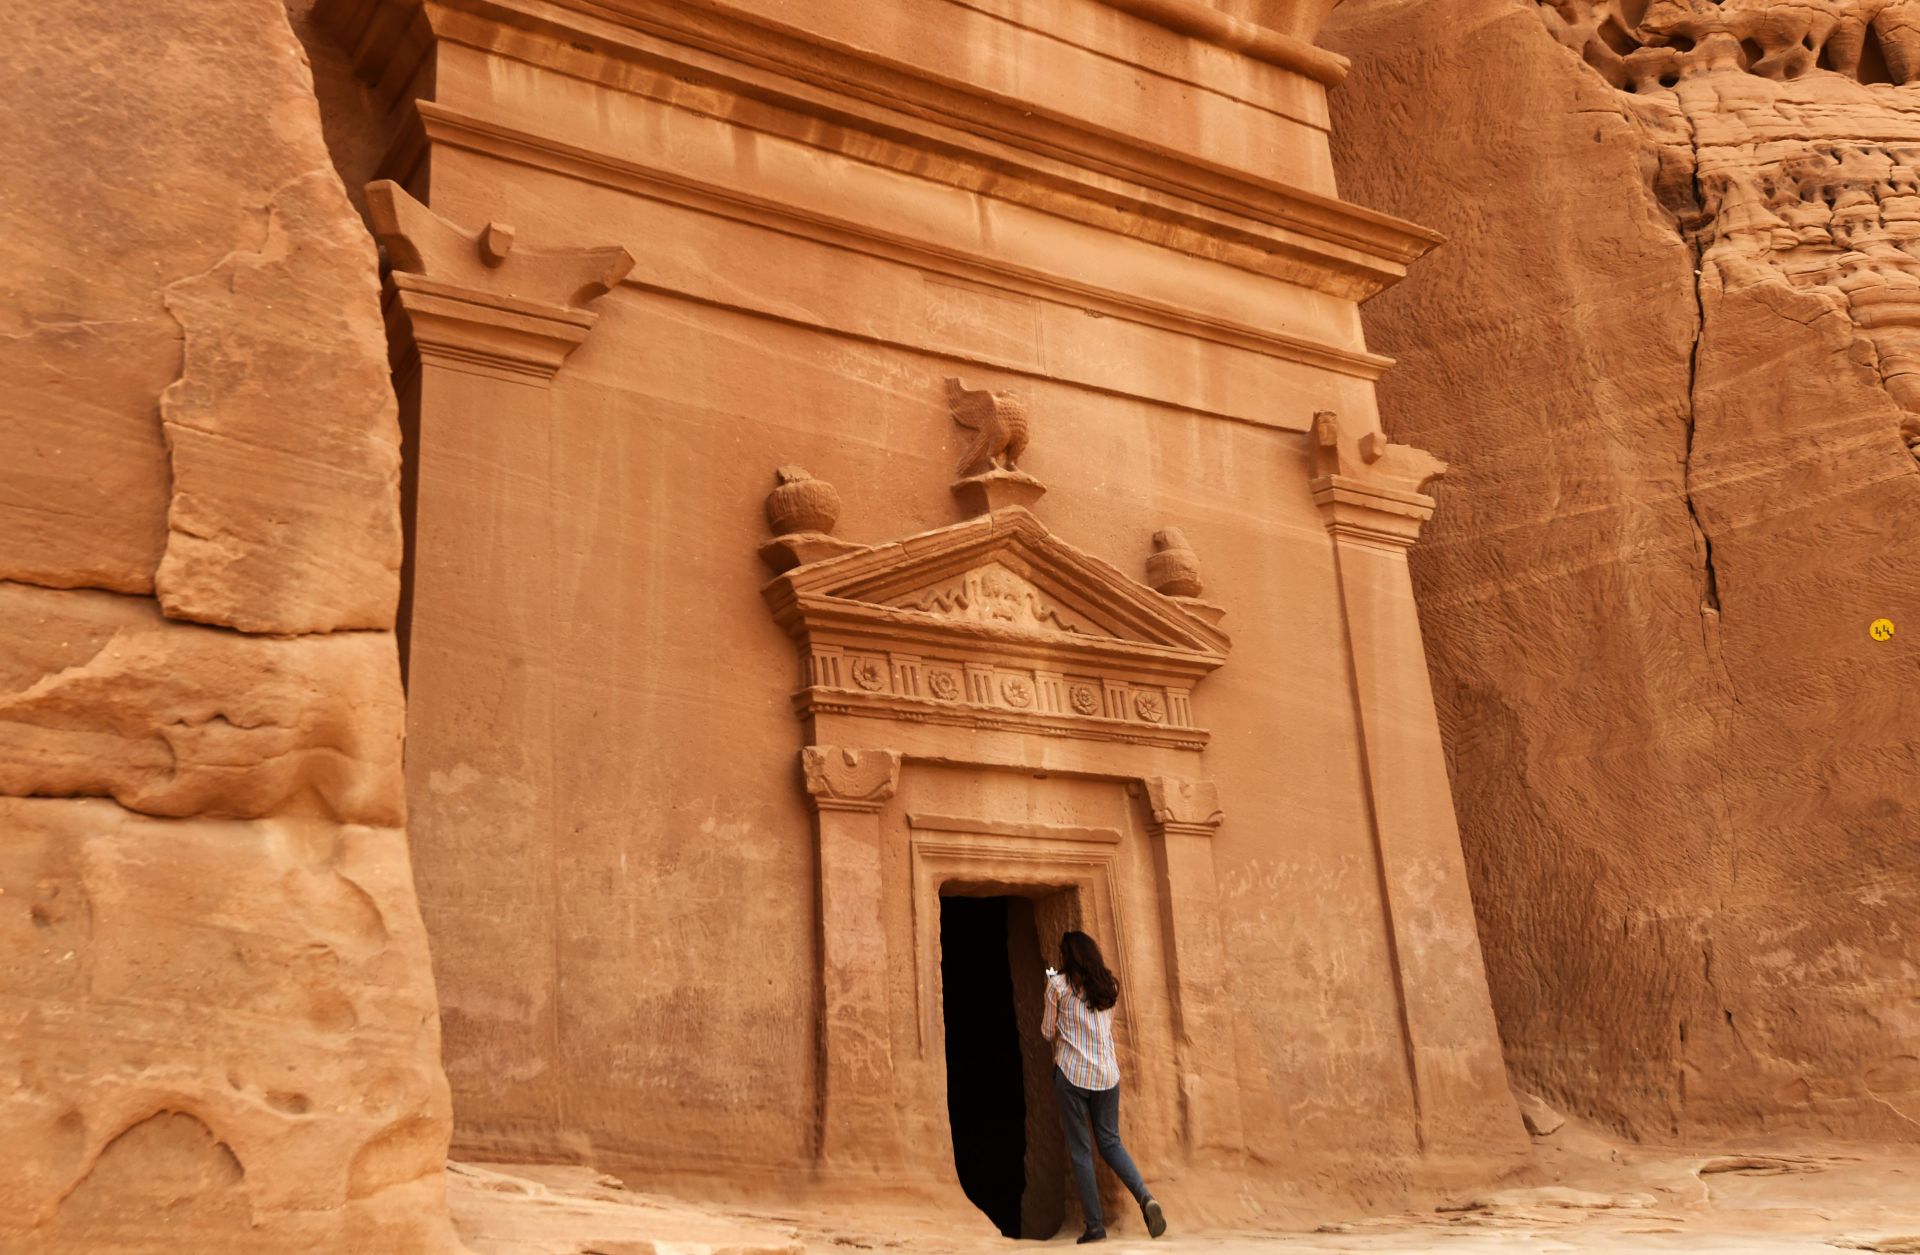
left=1041, top=975, right=1059, bottom=1042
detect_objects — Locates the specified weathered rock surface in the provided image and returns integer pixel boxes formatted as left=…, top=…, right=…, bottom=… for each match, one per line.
left=0, top=582, right=405, bottom=825
left=0, top=0, right=454, bottom=1247
left=0, top=800, right=451, bottom=1250
left=156, top=164, right=404, bottom=634
left=1325, top=0, right=1920, bottom=1142
left=2, top=0, right=402, bottom=633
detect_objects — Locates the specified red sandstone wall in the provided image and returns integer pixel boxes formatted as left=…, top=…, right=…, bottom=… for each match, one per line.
left=358, top=0, right=1522, bottom=1207
left=0, top=1, right=456, bottom=1247
left=1324, top=0, right=1920, bottom=1143
left=418, top=279, right=1443, bottom=1188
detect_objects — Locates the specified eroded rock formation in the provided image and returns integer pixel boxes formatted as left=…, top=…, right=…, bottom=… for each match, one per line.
left=0, top=0, right=456, bottom=1247
left=1325, top=0, right=1920, bottom=1143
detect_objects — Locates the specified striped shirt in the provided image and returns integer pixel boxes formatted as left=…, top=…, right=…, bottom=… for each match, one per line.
left=1042, top=971, right=1120, bottom=1090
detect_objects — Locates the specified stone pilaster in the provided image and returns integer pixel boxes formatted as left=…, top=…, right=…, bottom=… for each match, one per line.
left=365, top=181, right=633, bottom=1141
left=1141, top=775, right=1244, bottom=1158
left=801, top=746, right=904, bottom=1167
left=1306, top=412, right=1524, bottom=1156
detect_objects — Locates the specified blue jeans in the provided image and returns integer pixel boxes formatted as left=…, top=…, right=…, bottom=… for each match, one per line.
left=1051, top=1066, right=1149, bottom=1232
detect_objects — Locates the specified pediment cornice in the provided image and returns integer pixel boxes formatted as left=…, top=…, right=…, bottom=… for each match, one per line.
left=763, top=505, right=1227, bottom=750
left=769, top=508, right=1228, bottom=658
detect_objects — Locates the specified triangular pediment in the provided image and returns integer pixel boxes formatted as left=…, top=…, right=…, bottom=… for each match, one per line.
left=770, top=510, right=1228, bottom=658
left=889, top=560, right=1101, bottom=635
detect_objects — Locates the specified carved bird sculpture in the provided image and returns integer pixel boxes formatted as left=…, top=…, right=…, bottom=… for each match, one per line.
left=946, top=377, right=1030, bottom=476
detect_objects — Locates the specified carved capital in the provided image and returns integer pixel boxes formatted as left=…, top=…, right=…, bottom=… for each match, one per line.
left=1143, top=776, right=1224, bottom=837
left=802, top=747, right=901, bottom=812
left=365, top=180, right=635, bottom=383
left=1307, top=411, right=1447, bottom=547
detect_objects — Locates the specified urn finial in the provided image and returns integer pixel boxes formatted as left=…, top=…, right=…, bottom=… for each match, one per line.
left=1146, top=528, right=1203, bottom=597
left=765, top=465, right=842, bottom=537
left=757, top=465, right=865, bottom=574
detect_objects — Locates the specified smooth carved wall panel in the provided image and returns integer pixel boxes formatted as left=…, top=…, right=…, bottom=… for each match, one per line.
left=1326, top=0, right=1920, bottom=1143
left=0, top=1, right=455, bottom=1249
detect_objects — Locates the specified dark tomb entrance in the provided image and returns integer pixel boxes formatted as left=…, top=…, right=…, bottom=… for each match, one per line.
left=939, top=890, right=1072, bottom=1239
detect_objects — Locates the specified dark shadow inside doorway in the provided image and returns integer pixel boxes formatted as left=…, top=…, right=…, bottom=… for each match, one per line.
left=939, top=891, right=1072, bottom=1239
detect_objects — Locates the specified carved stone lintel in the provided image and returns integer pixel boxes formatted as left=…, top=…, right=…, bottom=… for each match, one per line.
left=802, top=746, right=902, bottom=812
left=952, top=468, right=1047, bottom=517
left=366, top=180, right=636, bottom=383
left=1143, top=776, right=1224, bottom=837
left=1307, top=410, right=1448, bottom=547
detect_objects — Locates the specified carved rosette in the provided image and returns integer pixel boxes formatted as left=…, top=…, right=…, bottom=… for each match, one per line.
left=848, top=657, right=887, bottom=692
left=801, top=747, right=901, bottom=813
left=800, top=644, right=1194, bottom=736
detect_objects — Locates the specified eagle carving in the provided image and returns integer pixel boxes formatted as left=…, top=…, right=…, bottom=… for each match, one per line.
left=946, top=377, right=1030, bottom=477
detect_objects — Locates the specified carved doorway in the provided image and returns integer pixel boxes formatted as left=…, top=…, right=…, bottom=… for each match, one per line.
left=767, top=387, right=1242, bottom=1180
left=938, top=886, right=1077, bottom=1239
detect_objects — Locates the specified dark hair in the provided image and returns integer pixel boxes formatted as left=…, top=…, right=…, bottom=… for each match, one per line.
left=1059, top=930, right=1119, bottom=1012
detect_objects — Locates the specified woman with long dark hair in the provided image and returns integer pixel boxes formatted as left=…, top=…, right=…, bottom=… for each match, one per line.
left=1041, top=930, right=1167, bottom=1243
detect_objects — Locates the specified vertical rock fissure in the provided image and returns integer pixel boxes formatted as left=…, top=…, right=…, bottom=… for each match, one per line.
left=1669, top=84, right=1752, bottom=1116
left=1677, top=98, right=1722, bottom=616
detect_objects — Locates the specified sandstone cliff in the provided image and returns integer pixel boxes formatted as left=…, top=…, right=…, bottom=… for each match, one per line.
left=1324, top=0, right=1920, bottom=1143
left=0, top=1, right=456, bottom=1247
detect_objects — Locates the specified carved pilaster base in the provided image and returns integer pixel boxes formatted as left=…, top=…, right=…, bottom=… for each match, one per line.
left=952, top=468, right=1046, bottom=516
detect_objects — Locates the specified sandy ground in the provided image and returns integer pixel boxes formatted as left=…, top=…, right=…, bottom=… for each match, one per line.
left=447, top=1126, right=1920, bottom=1255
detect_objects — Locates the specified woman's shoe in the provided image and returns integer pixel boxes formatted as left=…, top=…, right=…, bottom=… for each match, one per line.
left=1076, top=1228, right=1107, bottom=1244
left=1141, top=1197, right=1167, bottom=1239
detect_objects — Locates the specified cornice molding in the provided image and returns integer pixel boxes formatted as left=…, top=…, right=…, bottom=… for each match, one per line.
left=1096, top=0, right=1347, bottom=84
left=402, top=101, right=1397, bottom=390
left=906, top=812, right=1123, bottom=844
left=763, top=467, right=1227, bottom=755
left=321, top=0, right=1441, bottom=303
